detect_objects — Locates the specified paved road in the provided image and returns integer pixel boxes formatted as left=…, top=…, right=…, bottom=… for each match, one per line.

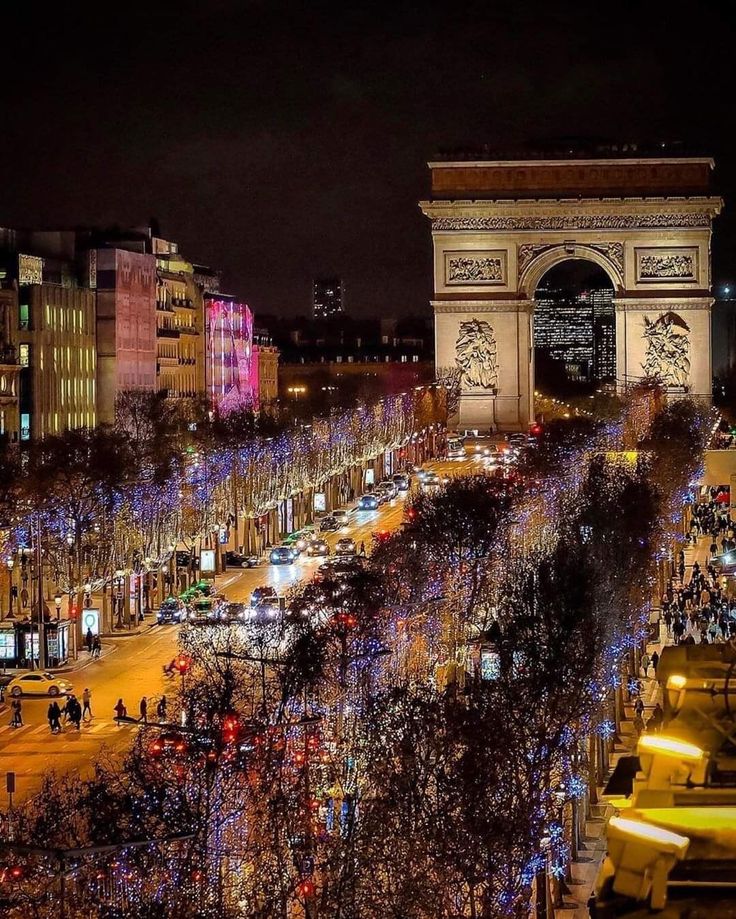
left=0, top=455, right=479, bottom=803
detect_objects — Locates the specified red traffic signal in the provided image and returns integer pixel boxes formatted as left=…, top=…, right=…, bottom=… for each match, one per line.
left=222, top=713, right=240, bottom=745
left=174, top=654, right=191, bottom=675
left=297, top=878, right=315, bottom=898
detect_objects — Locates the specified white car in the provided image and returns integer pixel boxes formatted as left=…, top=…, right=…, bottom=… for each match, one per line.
left=7, top=672, right=74, bottom=698
left=332, top=509, right=351, bottom=526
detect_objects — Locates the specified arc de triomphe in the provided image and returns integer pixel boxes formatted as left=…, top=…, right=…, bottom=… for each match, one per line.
left=421, top=156, right=722, bottom=432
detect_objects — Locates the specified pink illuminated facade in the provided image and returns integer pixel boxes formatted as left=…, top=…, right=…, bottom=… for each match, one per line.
left=205, top=294, right=257, bottom=412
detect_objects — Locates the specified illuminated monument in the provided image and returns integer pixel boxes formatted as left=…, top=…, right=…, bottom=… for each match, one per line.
left=421, top=153, right=722, bottom=431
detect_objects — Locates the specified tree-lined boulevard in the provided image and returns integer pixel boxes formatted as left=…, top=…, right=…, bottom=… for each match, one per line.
left=0, top=385, right=716, bottom=918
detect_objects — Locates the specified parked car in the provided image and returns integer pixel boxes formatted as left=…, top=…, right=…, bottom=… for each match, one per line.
left=306, top=538, right=330, bottom=558
left=224, top=550, right=259, bottom=569
left=270, top=545, right=297, bottom=565
left=6, top=672, right=74, bottom=698
left=175, top=550, right=197, bottom=569
left=319, top=515, right=339, bottom=533
left=358, top=494, right=379, bottom=510
left=156, top=596, right=187, bottom=625
left=392, top=473, right=410, bottom=491
left=335, top=537, right=357, bottom=556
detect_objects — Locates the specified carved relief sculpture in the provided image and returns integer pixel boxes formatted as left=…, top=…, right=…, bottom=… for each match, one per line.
left=432, top=212, right=712, bottom=231
left=447, top=254, right=504, bottom=284
left=638, top=253, right=696, bottom=280
left=455, top=319, right=499, bottom=391
left=641, top=312, right=691, bottom=387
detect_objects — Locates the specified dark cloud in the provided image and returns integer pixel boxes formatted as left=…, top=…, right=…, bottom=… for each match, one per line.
left=1, top=0, right=735, bottom=316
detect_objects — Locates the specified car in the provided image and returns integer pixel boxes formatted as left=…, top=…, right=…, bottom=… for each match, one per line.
left=187, top=597, right=222, bottom=624
left=224, top=550, right=259, bottom=569
left=284, top=528, right=313, bottom=553
left=332, top=509, right=351, bottom=526
left=150, top=730, right=189, bottom=757
left=392, top=473, right=410, bottom=491
left=358, top=494, right=378, bottom=511
left=175, top=550, right=197, bottom=569
left=270, top=545, right=297, bottom=565
left=317, top=556, right=366, bottom=580
left=250, top=585, right=278, bottom=607
left=247, top=597, right=287, bottom=622
left=377, top=480, right=398, bottom=499
left=6, top=672, right=74, bottom=698
left=335, top=537, right=357, bottom=556
left=319, top=515, right=339, bottom=533
left=306, top=538, right=330, bottom=558
left=507, top=433, right=529, bottom=447
left=156, top=596, right=187, bottom=625
left=447, top=437, right=465, bottom=458
left=421, top=471, right=441, bottom=490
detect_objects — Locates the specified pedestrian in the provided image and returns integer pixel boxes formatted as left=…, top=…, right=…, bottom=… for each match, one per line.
left=664, top=609, right=673, bottom=636
left=633, top=713, right=645, bottom=739
left=114, top=698, right=127, bottom=725
left=92, top=636, right=101, bottom=659
left=156, top=695, right=167, bottom=722
left=651, top=650, right=660, bottom=675
left=634, top=697, right=644, bottom=718
left=51, top=700, right=62, bottom=733
left=47, top=702, right=56, bottom=734
left=86, top=628, right=94, bottom=653
left=359, top=541, right=366, bottom=557
left=640, top=651, right=650, bottom=678
left=11, top=699, right=22, bottom=727
left=82, top=688, right=93, bottom=721
left=647, top=702, right=664, bottom=733
left=70, top=696, right=82, bottom=730
left=139, top=696, right=148, bottom=724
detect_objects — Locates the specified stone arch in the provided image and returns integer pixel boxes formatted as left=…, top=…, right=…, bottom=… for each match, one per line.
left=519, top=244, right=624, bottom=299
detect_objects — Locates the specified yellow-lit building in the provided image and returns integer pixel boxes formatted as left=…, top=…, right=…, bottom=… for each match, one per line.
left=154, top=239, right=205, bottom=405
left=253, top=331, right=279, bottom=408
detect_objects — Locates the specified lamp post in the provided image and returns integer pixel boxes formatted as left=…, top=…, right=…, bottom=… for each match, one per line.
left=6, top=557, right=15, bottom=620
left=54, top=592, right=62, bottom=620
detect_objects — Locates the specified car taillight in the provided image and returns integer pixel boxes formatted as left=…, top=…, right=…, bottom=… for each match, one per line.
left=152, top=741, right=163, bottom=754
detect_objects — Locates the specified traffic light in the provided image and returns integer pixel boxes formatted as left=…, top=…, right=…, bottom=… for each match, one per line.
left=174, top=654, right=191, bottom=675
left=222, top=714, right=240, bottom=745
left=297, top=878, right=315, bottom=898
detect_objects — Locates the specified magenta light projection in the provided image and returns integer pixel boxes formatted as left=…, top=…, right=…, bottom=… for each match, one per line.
left=205, top=297, right=257, bottom=412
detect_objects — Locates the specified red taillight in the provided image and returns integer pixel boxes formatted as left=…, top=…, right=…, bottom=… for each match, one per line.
left=151, top=741, right=163, bottom=754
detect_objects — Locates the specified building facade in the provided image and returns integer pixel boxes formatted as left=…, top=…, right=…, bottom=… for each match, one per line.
left=253, top=330, right=279, bottom=407
left=312, top=277, right=344, bottom=321
left=154, top=239, right=206, bottom=405
left=205, top=294, right=257, bottom=412
left=93, top=248, right=157, bottom=424
left=0, top=286, right=20, bottom=443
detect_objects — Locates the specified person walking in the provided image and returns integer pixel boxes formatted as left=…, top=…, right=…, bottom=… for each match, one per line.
left=50, top=700, right=62, bottom=734
left=640, top=651, right=650, bottom=678
left=92, top=636, right=101, bottom=659
left=114, top=698, right=127, bottom=725
left=633, top=712, right=645, bottom=739
left=82, top=688, right=93, bottom=721
left=647, top=702, right=664, bottom=733
left=156, top=695, right=167, bottom=722
left=47, top=702, right=56, bottom=734
left=651, top=650, right=660, bottom=676
left=139, top=696, right=148, bottom=724
left=359, top=541, right=366, bottom=558
left=85, top=628, right=94, bottom=654
left=634, top=696, right=644, bottom=718
left=70, top=696, right=82, bottom=730
left=11, top=699, right=22, bottom=727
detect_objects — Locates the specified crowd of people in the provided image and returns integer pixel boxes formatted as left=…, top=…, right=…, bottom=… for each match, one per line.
left=663, top=494, right=736, bottom=645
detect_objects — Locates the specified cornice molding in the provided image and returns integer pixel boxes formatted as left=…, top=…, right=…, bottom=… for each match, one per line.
left=613, top=297, right=713, bottom=312
left=432, top=300, right=533, bottom=314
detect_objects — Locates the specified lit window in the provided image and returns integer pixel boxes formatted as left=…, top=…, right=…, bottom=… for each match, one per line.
left=20, top=413, right=30, bottom=441
left=19, top=344, right=30, bottom=367
left=19, top=303, right=30, bottom=330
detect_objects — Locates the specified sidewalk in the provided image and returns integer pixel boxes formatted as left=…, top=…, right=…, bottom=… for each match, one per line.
left=553, top=541, right=713, bottom=917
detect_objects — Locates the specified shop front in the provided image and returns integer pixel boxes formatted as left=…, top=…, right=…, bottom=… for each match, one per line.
left=0, top=619, right=70, bottom=670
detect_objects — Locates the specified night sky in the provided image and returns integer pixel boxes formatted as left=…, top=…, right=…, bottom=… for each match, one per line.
left=2, top=1, right=735, bottom=318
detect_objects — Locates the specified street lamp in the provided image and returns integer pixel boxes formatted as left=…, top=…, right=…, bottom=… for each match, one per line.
left=54, top=592, right=62, bottom=619
left=6, top=556, right=14, bottom=620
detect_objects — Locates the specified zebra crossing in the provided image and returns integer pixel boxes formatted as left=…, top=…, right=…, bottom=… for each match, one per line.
left=0, top=719, right=137, bottom=739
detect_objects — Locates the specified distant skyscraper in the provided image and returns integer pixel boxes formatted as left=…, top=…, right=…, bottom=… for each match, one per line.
left=534, top=286, right=615, bottom=382
left=312, top=278, right=344, bottom=320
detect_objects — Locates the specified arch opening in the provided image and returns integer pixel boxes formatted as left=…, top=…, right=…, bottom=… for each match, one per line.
left=533, top=259, right=615, bottom=400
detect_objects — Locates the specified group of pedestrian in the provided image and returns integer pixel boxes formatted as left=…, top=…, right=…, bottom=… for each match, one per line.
left=632, top=695, right=664, bottom=738
left=85, top=629, right=102, bottom=658
left=46, top=690, right=93, bottom=733
left=114, top=695, right=166, bottom=724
